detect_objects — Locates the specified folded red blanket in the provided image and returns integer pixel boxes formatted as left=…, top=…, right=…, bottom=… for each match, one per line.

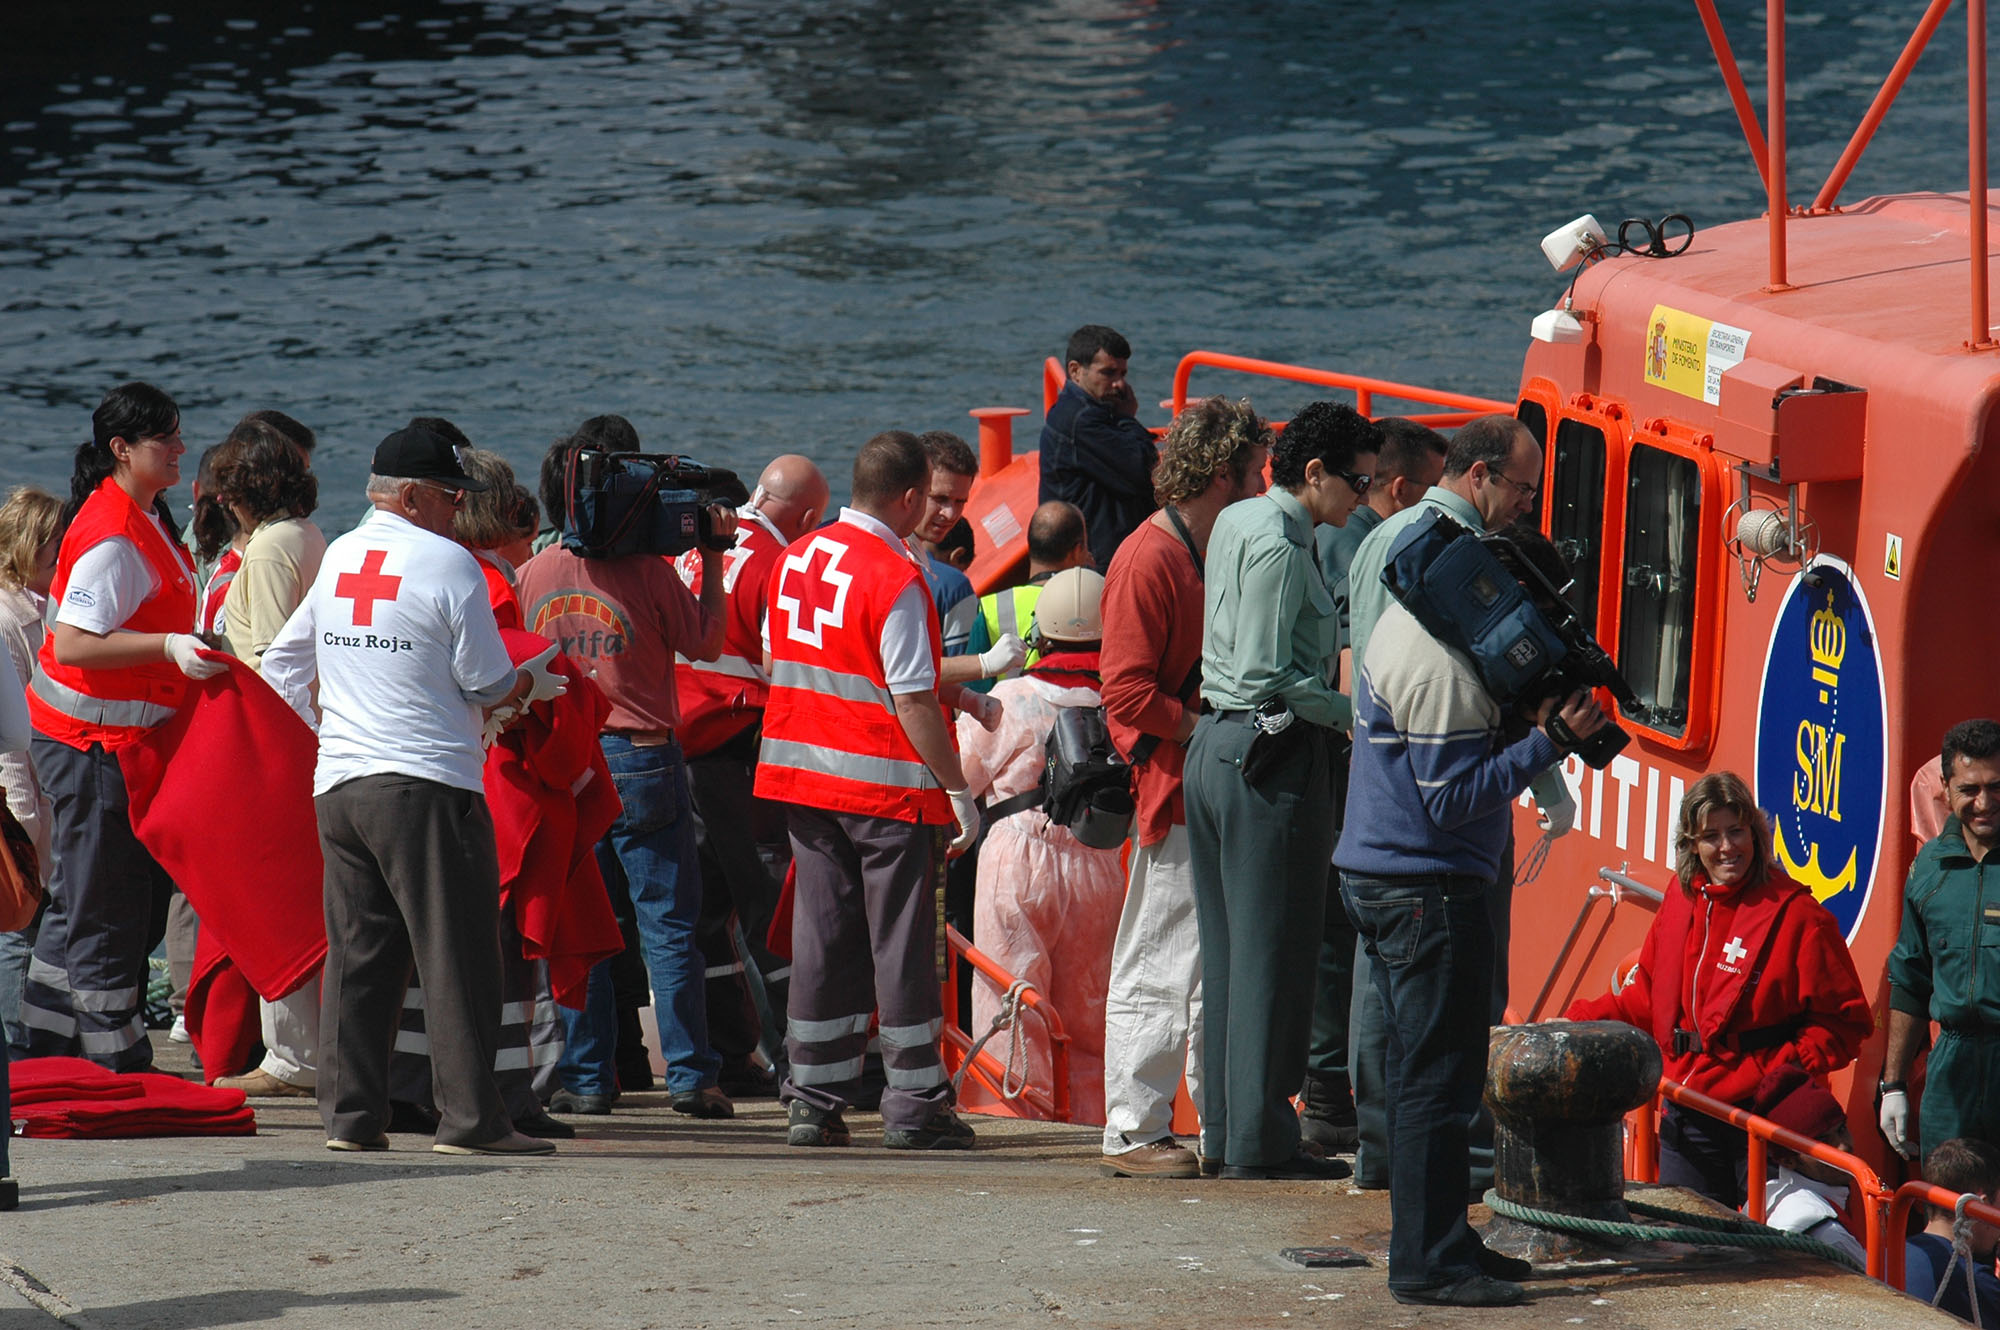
left=9, top=1057, right=257, bottom=1138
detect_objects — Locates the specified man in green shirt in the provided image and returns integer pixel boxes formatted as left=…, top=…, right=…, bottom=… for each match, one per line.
left=1300, top=418, right=1448, bottom=1153
left=1184, top=400, right=1380, bottom=1180
left=1339, top=412, right=1575, bottom=1189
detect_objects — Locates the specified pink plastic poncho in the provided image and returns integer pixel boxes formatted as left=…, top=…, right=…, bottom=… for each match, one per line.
left=956, top=673, right=1127, bottom=1125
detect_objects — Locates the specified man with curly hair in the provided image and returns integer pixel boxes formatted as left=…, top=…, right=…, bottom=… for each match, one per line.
left=1097, top=396, right=1268, bottom=1179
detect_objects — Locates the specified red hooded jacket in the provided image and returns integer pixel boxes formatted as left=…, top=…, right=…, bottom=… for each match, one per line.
left=1566, top=867, right=1873, bottom=1106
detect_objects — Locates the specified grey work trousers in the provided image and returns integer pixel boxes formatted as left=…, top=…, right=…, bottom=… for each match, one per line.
left=317, top=774, right=512, bottom=1148
left=779, top=804, right=951, bottom=1131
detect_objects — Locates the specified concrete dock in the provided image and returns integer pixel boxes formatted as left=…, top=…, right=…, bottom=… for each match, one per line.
left=0, top=1048, right=1958, bottom=1329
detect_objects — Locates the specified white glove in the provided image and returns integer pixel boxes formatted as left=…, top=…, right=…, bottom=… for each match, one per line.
left=1880, top=1088, right=1917, bottom=1159
left=946, top=787, right=980, bottom=856
left=1536, top=783, right=1578, bottom=838
left=520, top=643, right=567, bottom=707
left=480, top=703, right=518, bottom=750
left=164, top=633, right=226, bottom=681
left=979, top=632, right=1027, bottom=679
left=963, top=690, right=1004, bottom=732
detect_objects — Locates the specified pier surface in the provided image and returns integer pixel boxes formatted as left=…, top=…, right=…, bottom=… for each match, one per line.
left=0, top=1046, right=1953, bottom=1328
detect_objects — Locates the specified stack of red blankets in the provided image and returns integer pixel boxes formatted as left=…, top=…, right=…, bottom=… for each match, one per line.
left=9, top=1058, right=257, bottom=1139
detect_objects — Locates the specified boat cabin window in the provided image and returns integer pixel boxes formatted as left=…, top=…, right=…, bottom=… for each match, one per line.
left=1515, top=400, right=1549, bottom=528
left=1618, top=443, right=1700, bottom=736
left=1547, top=418, right=1606, bottom=630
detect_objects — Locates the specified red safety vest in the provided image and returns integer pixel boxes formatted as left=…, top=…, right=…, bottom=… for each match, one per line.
left=30, top=477, right=198, bottom=750
left=754, top=517, right=950, bottom=823
left=672, top=508, right=784, bottom=759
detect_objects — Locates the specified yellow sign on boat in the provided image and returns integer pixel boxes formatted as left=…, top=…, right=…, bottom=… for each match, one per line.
left=1643, top=304, right=1752, bottom=405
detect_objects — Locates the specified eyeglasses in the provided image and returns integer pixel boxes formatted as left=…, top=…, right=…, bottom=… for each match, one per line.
left=415, top=479, right=467, bottom=508
left=1334, top=469, right=1372, bottom=496
left=1488, top=467, right=1540, bottom=501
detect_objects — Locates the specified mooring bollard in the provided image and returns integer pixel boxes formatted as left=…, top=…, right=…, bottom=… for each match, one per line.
left=1482, top=1020, right=1662, bottom=1260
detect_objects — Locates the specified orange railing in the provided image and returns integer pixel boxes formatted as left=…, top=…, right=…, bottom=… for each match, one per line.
left=1624, top=1079, right=1892, bottom=1279
left=1885, top=1180, right=2000, bottom=1288
left=1168, top=350, right=1508, bottom=426
left=1528, top=868, right=1664, bottom=1022
left=939, top=924, right=1072, bottom=1123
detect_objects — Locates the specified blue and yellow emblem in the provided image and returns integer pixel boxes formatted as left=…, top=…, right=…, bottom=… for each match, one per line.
left=1754, top=558, right=1887, bottom=941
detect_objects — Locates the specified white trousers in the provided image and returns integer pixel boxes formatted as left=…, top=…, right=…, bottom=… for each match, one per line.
left=1099, top=824, right=1205, bottom=1153
left=258, top=979, right=320, bottom=1087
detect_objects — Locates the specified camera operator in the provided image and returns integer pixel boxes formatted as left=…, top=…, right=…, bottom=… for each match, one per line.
left=1336, top=525, right=1605, bottom=1308
left=1340, top=413, right=1572, bottom=1191
left=515, top=429, right=740, bottom=1120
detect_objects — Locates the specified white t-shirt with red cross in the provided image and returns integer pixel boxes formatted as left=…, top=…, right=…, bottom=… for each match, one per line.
left=261, top=507, right=516, bottom=796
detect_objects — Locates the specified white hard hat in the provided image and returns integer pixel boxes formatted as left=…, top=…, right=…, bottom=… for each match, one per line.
left=1033, top=567, right=1104, bottom=644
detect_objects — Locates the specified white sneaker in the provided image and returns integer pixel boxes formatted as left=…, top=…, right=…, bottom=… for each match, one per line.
left=169, top=1015, right=191, bottom=1044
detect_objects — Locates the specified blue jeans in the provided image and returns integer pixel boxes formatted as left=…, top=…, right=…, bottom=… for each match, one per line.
left=557, top=958, right=619, bottom=1097
left=560, top=737, right=718, bottom=1097
left=0, top=915, right=40, bottom=1053
left=1341, top=870, right=1495, bottom=1293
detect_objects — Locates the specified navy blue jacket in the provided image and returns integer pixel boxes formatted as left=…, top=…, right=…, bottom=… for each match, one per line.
left=1037, top=381, right=1158, bottom=572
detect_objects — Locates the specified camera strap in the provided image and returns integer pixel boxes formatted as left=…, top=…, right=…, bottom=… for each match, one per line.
left=1163, top=504, right=1203, bottom=580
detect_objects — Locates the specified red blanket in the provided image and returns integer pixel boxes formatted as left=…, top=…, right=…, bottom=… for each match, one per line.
left=485, top=630, right=624, bottom=1009
left=117, top=658, right=327, bottom=1001
left=184, top=927, right=264, bottom=1083
left=10, top=1057, right=257, bottom=1138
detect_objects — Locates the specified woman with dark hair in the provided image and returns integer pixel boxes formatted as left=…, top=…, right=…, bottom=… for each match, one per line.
left=213, top=419, right=323, bottom=670
left=1566, top=771, right=1873, bottom=1206
left=19, top=382, right=223, bottom=1071
left=1183, top=399, right=1381, bottom=1180
left=189, top=444, right=244, bottom=638
left=202, top=417, right=325, bottom=1098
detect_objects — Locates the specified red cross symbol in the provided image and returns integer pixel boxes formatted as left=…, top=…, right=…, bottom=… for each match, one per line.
left=335, top=549, right=403, bottom=626
left=774, top=537, right=852, bottom=649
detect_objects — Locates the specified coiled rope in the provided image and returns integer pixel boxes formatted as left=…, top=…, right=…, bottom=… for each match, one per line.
left=950, top=979, right=1034, bottom=1101
left=1929, top=1194, right=1985, bottom=1327
left=1482, top=1191, right=1866, bottom=1273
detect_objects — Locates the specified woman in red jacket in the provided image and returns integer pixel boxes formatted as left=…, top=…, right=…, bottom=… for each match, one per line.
left=1566, top=771, right=1872, bottom=1206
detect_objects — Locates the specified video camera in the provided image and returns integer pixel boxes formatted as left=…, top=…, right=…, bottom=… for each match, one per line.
left=561, top=449, right=740, bottom=559
left=1380, top=509, right=1636, bottom=768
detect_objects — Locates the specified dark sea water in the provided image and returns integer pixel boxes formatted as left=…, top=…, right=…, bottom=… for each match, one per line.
left=0, top=1, right=1981, bottom=510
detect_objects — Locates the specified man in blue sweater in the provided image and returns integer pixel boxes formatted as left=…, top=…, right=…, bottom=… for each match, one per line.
left=1336, top=527, right=1604, bottom=1307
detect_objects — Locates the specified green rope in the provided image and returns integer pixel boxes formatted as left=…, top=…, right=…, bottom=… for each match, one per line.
left=1483, top=1190, right=1867, bottom=1274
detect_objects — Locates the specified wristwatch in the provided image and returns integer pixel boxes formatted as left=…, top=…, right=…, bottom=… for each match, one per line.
left=1878, top=1079, right=1907, bottom=1096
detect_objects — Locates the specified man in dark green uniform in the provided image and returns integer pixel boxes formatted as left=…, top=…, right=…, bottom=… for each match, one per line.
left=1883, top=717, right=2000, bottom=1161
left=1184, top=400, right=1380, bottom=1179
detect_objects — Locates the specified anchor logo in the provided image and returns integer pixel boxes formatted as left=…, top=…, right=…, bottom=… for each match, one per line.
left=1755, top=559, right=1886, bottom=943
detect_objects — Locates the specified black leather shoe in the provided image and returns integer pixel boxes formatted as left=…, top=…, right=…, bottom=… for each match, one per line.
left=513, top=1109, right=576, bottom=1139
left=1476, top=1244, right=1534, bottom=1281
left=548, top=1087, right=614, bottom=1116
left=387, top=1099, right=440, bottom=1135
left=671, top=1085, right=735, bottom=1119
left=1219, top=1152, right=1353, bottom=1181
left=1391, top=1275, right=1525, bottom=1307
left=719, top=1057, right=779, bottom=1099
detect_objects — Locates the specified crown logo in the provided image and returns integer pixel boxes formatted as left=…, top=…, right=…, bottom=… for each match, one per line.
left=1810, top=590, right=1845, bottom=698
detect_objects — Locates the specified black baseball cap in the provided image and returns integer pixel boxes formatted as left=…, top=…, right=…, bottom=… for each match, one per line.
left=372, top=424, right=489, bottom=491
